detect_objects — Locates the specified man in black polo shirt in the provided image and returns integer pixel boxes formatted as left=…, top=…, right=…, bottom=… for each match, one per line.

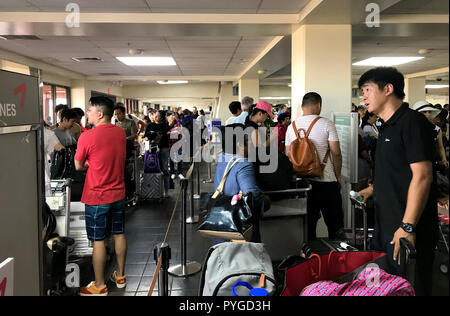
left=357, top=67, right=438, bottom=296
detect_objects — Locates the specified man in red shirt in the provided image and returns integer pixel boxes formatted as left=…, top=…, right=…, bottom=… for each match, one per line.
left=75, top=96, right=127, bottom=296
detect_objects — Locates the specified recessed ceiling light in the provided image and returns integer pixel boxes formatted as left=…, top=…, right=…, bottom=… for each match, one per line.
left=425, top=84, right=449, bottom=89
left=157, top=80, right=188, bottom=85
left=353, top=57, right=424, bottom=66
left=116, top=57, right=176, bottom=66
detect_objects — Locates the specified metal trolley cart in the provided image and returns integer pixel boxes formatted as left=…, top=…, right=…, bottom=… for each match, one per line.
left=46, top=179, right=73, bottom=255
left=125, top=151, right=141, bottom=207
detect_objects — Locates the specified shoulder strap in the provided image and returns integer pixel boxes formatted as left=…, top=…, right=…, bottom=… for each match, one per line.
left=212, top=158, right=243, bottom=198
left=292, top=121, right=306, bottom=140
left=305, top=117, right=321, bottom=137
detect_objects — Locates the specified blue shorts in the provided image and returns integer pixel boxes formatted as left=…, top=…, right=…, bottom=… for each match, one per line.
left=85, top=199, right=125, bottom=241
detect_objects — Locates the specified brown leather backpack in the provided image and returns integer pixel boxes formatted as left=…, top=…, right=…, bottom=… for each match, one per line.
left=287, top=117, right=330, bottom=177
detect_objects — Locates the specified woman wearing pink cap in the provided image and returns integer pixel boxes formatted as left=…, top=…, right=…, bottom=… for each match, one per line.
left=245, top=101, right=274, bottom=148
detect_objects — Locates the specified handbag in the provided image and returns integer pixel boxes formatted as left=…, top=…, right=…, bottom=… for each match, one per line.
left=197, top=158, right=254, bottom=241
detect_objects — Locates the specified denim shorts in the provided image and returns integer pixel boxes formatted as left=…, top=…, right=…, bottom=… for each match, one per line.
left=85, top=199, right=125, bottom=241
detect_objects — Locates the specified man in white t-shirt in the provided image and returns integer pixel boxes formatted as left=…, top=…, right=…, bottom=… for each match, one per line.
left=226, top=101, right=242, bottom=126
left=285, top=92, right=344, bottom=240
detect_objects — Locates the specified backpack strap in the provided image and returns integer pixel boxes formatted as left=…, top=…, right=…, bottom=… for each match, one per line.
left=212, top=157, right=243, bottom=198
left=305, top=116, right=321, bottom=137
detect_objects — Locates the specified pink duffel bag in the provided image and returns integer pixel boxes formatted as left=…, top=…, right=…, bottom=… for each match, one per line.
left=300, top=266, right=415, bottom=296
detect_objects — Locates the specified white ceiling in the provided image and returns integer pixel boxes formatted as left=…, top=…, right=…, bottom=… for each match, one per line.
left=0, top=0, right=310, bottom=14
left=0, top=0, right=448, bottom=86
left=0, top=35, right=276, bottom=77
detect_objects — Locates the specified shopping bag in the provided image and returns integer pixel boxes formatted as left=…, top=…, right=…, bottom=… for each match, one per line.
left=144, top=150, right=160, bottom=173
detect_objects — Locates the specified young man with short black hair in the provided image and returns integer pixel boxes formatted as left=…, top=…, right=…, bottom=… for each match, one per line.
left=54, top=108, right=77, bottom=147
left=75, top=96, right=128, bottom=296
left=357, top=67, right=438, bottom=296
left=226, top=101, right=242, bottom=126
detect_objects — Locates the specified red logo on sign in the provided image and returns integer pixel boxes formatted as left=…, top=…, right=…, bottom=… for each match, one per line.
left=0, top=277, right=6, bottom=296
left=14, top=83, right=27, bottom=108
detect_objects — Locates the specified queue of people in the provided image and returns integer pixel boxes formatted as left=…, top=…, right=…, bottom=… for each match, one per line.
left=217, top=67, right=448, bottom=296
left=41, top=66, right=448, bottom=297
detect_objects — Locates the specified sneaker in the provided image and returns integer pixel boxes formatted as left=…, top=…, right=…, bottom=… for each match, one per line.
left=79, top=282, right=108, bottom=296
left=110, top=271, right=127, bottom=289
left=171, top=174, right=176, bottom=180
left=178, top=174, right=185, bottom=180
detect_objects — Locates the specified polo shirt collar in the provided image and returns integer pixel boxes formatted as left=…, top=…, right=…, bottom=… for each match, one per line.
left=382, top=102, right=409, bottom=128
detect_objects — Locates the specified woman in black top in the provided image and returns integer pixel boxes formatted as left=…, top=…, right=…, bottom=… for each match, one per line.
left=144, top=110, right=171, bottom=197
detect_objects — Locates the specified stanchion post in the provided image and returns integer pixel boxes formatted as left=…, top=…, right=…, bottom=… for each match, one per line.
left=153, top=242, right=171, bottom=296
left=187, top=165, right=199, bottom=224
left=168, top=179, right=202, bottom=276
left=193, top=162, right=200, bottom=200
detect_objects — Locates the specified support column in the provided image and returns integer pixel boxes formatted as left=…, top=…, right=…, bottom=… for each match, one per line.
left=70, top=79, right=88, bottom=111
left=405, top=76, right=426, bottom=107
left=215, top=82, right=237, bottom=122
left=291, top=25, right=352, bottom=119
left=239, top=78, right=259, bottom=103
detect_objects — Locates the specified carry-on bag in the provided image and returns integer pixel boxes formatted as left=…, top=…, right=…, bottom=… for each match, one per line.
left=140, top=172, right=163, bottom=200
left=199, top=242, right=277, bottom=296
left=197, top=158, right=253, bottom=241
left=300, top=266, right=415, bottom=296
left=144, top=149, right=161, bottom=173
left=279, top=238, right=416, bottom=296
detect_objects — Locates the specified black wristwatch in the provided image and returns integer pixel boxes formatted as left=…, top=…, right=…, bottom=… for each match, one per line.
left=401, top=222, right=416, bottom=234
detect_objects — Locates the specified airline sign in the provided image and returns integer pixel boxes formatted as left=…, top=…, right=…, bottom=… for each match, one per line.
left=0, top=70, right=40, bottom=127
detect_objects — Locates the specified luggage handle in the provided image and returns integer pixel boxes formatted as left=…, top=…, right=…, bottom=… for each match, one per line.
left=308, top=254, right=322, bottom=281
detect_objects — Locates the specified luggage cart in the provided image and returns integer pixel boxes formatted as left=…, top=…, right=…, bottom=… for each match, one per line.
left=261, top=185, right=312, bottom=262
left=125, top=150, right=141, bottom=208
left=68, top=202, right=93, bottom=257
left=46, top=179, right=72, bottom=254
left=348, top=193, right=374, bottom=251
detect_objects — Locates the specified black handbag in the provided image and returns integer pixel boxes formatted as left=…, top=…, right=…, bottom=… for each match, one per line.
left=197, top=158, right=254, bottom=241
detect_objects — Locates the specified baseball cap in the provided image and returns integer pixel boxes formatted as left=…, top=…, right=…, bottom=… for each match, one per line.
left=255, top=101, right=274, bottom=119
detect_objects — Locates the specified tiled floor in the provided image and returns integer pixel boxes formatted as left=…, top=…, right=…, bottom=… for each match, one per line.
left=78, top=162, right=449, bottom=297
left=107, top=164, right=214, bottom=296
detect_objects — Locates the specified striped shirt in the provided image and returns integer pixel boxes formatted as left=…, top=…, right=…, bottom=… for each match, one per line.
left=285, top=115, right=339, bottom=182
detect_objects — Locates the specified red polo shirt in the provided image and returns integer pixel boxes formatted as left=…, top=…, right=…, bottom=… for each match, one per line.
left=75, top=124, right=126, bottom=205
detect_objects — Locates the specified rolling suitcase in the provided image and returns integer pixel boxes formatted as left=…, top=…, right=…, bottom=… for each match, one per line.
left=140, top=172, right=164, bottom=201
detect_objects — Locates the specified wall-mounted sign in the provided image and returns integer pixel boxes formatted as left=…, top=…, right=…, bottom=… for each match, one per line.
left=0, top=258, right=14, bottom=296
left=333, top=112, right=359, bottom=183
left=0, top=70, right=40, bottom=127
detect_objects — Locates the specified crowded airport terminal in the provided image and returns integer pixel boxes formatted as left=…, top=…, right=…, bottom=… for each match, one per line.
left=0, top=0, right=448, bottom=300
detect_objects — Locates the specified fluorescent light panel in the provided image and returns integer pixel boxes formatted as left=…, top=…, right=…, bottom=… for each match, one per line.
left=353, top=57, right=424, bottom=66
left=425, top=84, right=449, bottom=89
left=260, top=97, right=291, bottom=100
left=116, top=57, right=176, bottom=66
left=157, top=80, right=188, bottom=85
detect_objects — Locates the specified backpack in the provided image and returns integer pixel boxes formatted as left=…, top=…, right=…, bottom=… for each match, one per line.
left=199, top=242, right=277, bottom=296
left=287, top=117, right=329, bottom=177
